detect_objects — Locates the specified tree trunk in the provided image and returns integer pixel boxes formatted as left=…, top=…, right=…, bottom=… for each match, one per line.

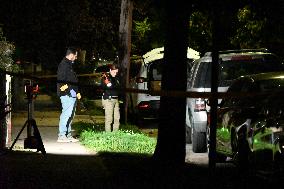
left=153, top=2, right=190, bottom=165
left=118, top=0, right=133, bottom=123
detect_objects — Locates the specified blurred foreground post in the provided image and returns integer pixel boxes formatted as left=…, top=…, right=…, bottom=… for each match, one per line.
left=153, top=1, right=190, bottom=165
left=209, top=1, right=221, bottom=169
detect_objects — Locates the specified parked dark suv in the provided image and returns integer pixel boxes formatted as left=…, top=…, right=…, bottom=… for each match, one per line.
left=186, top=48, right=283, bottom=153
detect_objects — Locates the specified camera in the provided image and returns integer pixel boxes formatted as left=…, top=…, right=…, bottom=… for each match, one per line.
left=101, top=72, right=110, bottom=80
left=24, top=79, right=39, bottom=100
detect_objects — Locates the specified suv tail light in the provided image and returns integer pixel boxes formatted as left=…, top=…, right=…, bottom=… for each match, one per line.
left=138, top=101, right=150, bottom=109
left=194, top=98, right=206, bottom=112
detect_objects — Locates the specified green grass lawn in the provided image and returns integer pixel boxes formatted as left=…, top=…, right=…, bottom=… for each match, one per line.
left=73, top=122, right=157, bottom=154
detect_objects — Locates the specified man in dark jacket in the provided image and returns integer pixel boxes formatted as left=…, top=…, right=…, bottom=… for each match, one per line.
left=57, top=47, right=81, bottom=142
left=101, top=64, right=120, bottom=132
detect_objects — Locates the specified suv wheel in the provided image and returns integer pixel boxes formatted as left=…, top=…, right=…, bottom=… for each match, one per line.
left=192, top=127, right=207, bottom=153
left=186, top=126, right=192, bottom=144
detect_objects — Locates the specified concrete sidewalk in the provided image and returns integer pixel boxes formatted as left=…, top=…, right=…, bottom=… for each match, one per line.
left=9, top=111, right=103, bottom=155
left=10, top=126, right=94, bottom=155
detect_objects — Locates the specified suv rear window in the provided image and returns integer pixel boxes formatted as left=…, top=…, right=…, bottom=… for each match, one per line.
left=193, top=54, right=283, bottom=88
left=220, top=55, right=283, bottom=85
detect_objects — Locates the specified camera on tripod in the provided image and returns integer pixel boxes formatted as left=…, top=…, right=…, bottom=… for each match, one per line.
left=24, top=79, right=39, bottom=100
left=9, top=79, right=46, bottom=155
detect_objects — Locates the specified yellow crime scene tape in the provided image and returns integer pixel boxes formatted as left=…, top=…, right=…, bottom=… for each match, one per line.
left=0, top=69, right=270, bottom=99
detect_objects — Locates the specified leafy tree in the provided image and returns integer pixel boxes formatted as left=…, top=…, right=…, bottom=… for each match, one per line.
left=188, top=11, right=212, bottom=54
left=0, top=26, right=19, bottom=151
left=131, top=0, right=168, bottom=54
left=230, top=6, right=266, bottom=48
left=0, top=0, right=121, bottom=73
left=229, top=1, right=284, bottom=59
left=1, top=0, right=283, bottom=71
left=132, top=17, right=151, bottom=54
left=247, top=0, right=284, bottom=57
left=76, top=0, right=120, bottom=59
left=0, top=1, right=67, bottom=72
left=0, top=27, right=18, bottom=72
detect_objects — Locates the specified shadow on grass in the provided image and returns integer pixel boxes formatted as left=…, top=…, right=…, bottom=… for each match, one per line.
left=0, top=150, right=283, bottom=189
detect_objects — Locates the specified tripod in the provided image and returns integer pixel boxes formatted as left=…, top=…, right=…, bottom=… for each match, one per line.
left=9, top=82, right=46, bottom=155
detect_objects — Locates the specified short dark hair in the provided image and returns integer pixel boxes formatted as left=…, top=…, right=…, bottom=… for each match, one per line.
left=110, top=64, right=119, bottom=70
left=66, top=47, right=77, bottom=56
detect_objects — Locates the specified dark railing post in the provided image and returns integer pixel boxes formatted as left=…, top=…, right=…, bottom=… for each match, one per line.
left=209, top=2, right=220, bottom=169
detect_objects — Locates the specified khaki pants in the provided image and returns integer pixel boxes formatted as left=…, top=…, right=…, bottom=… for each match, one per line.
left=102, top=99, right=120, bottom=132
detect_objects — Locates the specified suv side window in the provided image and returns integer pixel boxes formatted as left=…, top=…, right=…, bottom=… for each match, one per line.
left=193, top=61, right=211, bottom=88
left=148, top=60, right=162, bottom=81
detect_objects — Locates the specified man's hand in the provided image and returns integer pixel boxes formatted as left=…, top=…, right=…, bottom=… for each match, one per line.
left=77, top=93, right=81, bottom=100
left=60, top=84, right=68, bottom=91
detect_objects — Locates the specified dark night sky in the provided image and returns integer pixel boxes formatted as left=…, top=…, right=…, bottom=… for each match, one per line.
left=0, top=0, right=283, bottom=72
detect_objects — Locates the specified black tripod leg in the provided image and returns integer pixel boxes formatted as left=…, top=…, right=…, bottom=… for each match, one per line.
left=30, top=119, right=46, bottom=155
left=9, top=120, right=29, bottom=151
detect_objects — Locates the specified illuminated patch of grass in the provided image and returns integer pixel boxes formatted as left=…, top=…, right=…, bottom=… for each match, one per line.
left=216, top=127, right=231, bottom=153
left=217, top=127, right=230, bottom=142
left=73, top=122, right=156, bottom=154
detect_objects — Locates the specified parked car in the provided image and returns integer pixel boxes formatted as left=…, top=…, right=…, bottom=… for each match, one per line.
left=214, top=72, right=284, bottom=169
left=186, top=48, right=284, bottom=153
left=129, top=47, right=200, bottom=123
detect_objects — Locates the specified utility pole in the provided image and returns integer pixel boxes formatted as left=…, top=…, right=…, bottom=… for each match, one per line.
left=118, top=0, right=133, bottom=123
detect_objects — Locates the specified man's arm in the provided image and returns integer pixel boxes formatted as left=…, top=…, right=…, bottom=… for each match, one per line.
left=57, top=62, right=69, bottom=92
